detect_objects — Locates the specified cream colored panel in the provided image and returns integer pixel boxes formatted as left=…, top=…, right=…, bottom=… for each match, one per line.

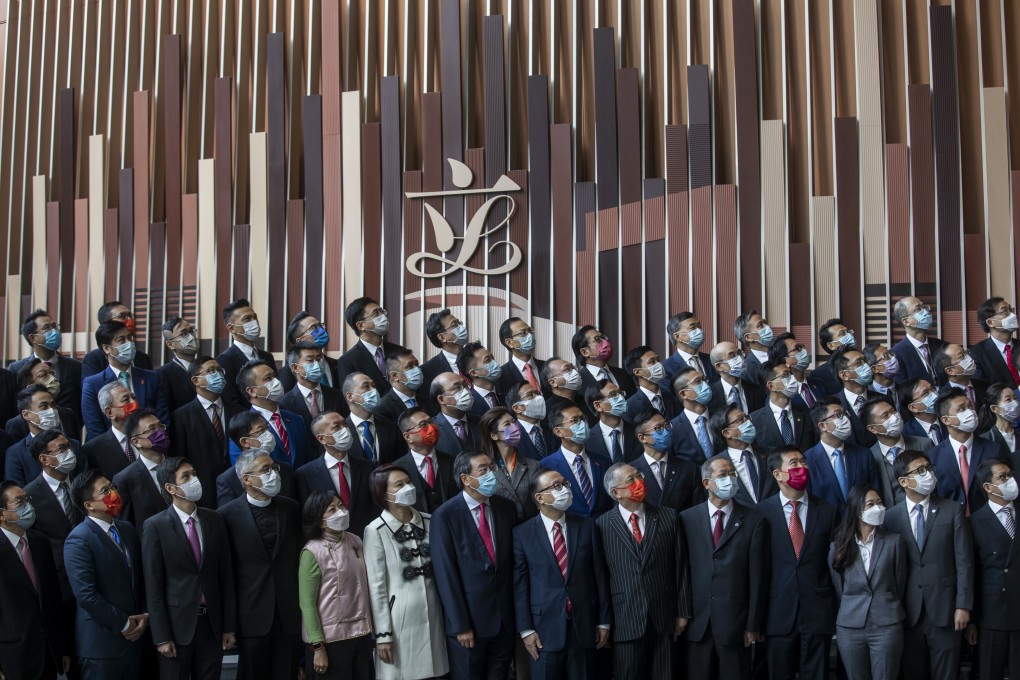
left=854, top=0, right=886, bottom=287
left=982, top=87, right=1012, bottom=297
left=341, top=90, right=363, bottom=347
left=811, top=196, right=838, bottom=353
left=197, top=158, right=216, bottom=341
left=761, top=120, right=788, bottom=330
left=31, top=174, right=46, bottom=306
left=249, top=131, right=269, bottom=347
left=6, top=275, right=20, bottom=358
left=88, top=134, right=105, bottom=336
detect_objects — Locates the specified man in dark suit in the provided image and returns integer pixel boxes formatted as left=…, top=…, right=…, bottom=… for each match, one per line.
left=0, top=480, right=71, bottom=680
left=933, top=342, right=989, bottom=408
left=81, top=320, right=168, bottom=439
left=81, top=301, right=154, bottom=378
left=215, top=298, right=276, bottom=410
left=573, top=324, right=636, bottom=400
left=966, top=457, right=1020, bottom=680
left=668, top=367, right=717, bottom=465
left=769, top=332, right=824, bottom=410
left=114, top=409, right=171, bottom=529
left=11, top=308, right=84, bottom=426
left=710, top=405, right=777, bottom=506
left=169, top=356, right=238, bottom=508
left=298, top=411, right=376, bottom=536
left=756, top=445, right=838, bottom=680
left=829, top=346, right=881, bottom=448
left=542, top=357, right=588, bottom=416
left=899, top=378, right=948, bottom=447
left=661, top=312, right=720, bottom=391
left=143, top=457, right=237, bottom=680
left=802, top=397, right=880, bottom=517
left=279, top=345, right=345, bottom=456
left=377, top=347, right=424, bottom=421
left=428, top=371, right=483, bottom=458
left=157, top=316, right=201, bottom=416
left=929, top=388, right=1008, bottom=515
left=218, top=449, right=302, bottom=680
left=863, top=341, right=903, bottom=406
left=971, top=296, right=1020, bottom=389
left=680, top=454, right=767, bottom=680
left=5, top=385, right=85, bottom=485
left=457, top=342, right=504, bottom=418
left=431, top=450, right=516, bottom=680
left=64, top=469, right=149, bottom=680
left=749, top=359, right=818, bottom=458
left=707, top=341, right=766, bottom=415
left=624, top=345, right=680, bottom=423
left=884, top=449, right=973, bottom=680
left=733, top=310, right=776, bottom=387
left=513, top=468, right=613, bottom=679
left=340, top=371, right=404, bottom=464
left=83, top=382, right=138, bottom=479
left=217, top=412, right=298, bottom=507
left=277, top=311, right=341, bottom=391
left=9, top=358, right=81, bottom=438
left=891, top=296, right=945, bottom=385
left=630, top=411, right=704, bottom=512
left=862, top=397, right=933, bottom=507
left=336, top=296, right=405, bottom=396
left=392, top=408, right=457, bottom=513
left=236, top=359, right=309, bottom=468
left=810, top=317, right=857, bottom=397
left=421, top=307, right=469, bottom=389
left=496, top=317, right=546, bottom=395
left=539, top=402, right=614, bottom=518
left=596, top=461, right=691, bottom=680
left=507, top=381, right=555, bottom=460
left=585, top=379, right=644, bottom=463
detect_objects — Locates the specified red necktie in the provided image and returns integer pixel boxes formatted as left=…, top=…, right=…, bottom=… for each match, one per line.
left=18, top=537, right=38, bottom=591
left=337, top=461, right=351, bottom=510
left=629, top=513, right=642, bottom=544
left=959, top=445, right=970, bottom=515
left=210, top=403, right=224, bottom=445
left=424, top=456, right=435, bottom=488
left=713, top=509, right=725, bottom=547
left=1006, top=344, right=1020, bottom=387
left=788, top=500, right=804, bottom=559
left=271, top=412, right=292, bottom=461
left=477, top=505, right=496, bottom=564
left=523, top=363, right=540, bottom=390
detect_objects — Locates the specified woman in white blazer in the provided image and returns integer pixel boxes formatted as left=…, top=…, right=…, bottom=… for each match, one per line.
left=362, top=463, right=449, bottom=680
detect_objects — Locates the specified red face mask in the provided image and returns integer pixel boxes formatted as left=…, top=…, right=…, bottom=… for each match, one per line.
left=123, top=318, right=137, bottom=335
left=417, top=423, right=440, bottom=448
left=98, top=489, right=123, bottom=518
left=624, top=477, right=646, bottom=503
left=785, top=466, right=810, bottom=491
left=119, top=400, right=139, bottom=419
left=594, top=338, right=613, bottom=362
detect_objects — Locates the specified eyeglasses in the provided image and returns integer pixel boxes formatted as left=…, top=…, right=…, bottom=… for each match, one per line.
left=46, top=443, right=72, bottom=456
left=613, top=472, right=644, bottom=488
left=557, top=416, right=585, bottom=428
left=643, top=422, right=672, bottom=435
left=511, top=327, right=534, bottom=338
left=362, top=308, right=388, bottom=321
left=169, top=330, right=195, bottom=343
left=823, top=411, right=848, bottom=421
left=137, top=423, right=166, bottom=438
left=248, top=426, right=270, bottom=438
left=600, top=389, right=627, bottom=400
left=997, top=306, right=1017, bottom=317
left=111, top=311, right=134, bottom=321
left=553, top=364, right=578, bottom=376
left=443, top=319, right=464, bottom=331
left=405, top=418, right=435, bottom=434
left=91, top=482, right=118, bottom=499
left=35, top=323, right=60, bottom=333
left=5, top=494, right=33, bottom=510
left=910, top=304, right=932, bottom=316
left=906, top=464, right=936, bottom=477
left=248, top=463, right=281, bottom=477
left=537, top=481, right=568, bottom=494
left=725, top=415, right=750, bottom=428
left=302, top=322, right=326, bottom=335
left=589, top=334, right=608, bottom=345
left=200, top=367, right=225, bottom=377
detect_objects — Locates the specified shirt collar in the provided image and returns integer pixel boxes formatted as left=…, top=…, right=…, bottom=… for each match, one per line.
left=618, top=503, right=644, bottom=525
left=323, top=450, right=348, bottom=469
left=233, top=339, right=256, bottom=360
left=32, top=352, right=60, bottom=366
left=42, top=470, right=62, bottom=494
left=442, top=412, right=462, bottom=428
left=821, top=440, right=844, bottom=457
left=640, top=385, right=661, bottom=401
left=1, top=526, right=23, bottom=549
left=643, top=452, right=666, bottom=467
left=246, top=494, right=272, bottom=508
left=684, top=408, right=703, bottom=427
left=843, top=387, right=864, bottom=406
left=349, top=412, right=374, bottom=428
left=518, top=419, right=536, bottom=433
left=441, top=349, right=460, bottom=367
left=462, top=490, right=486, bottom=513
left=360, top=338, right=383, bottom=357
left=677, top=349, right=695, bottom=363
left=751, top=349, right=770, bottom=363
left=727, top=446, right=754, bottom=462
left=411, top=449, right=436, bottom=467
left=297, top=383, right=320, bottom=400
left=948, top=433, right=975, bottom=451
left=782, top=493, right=808, bottom=509
left=251, top=404, right=279, bottom=421
left=172, top=503, right=198, bottom=526
left=991, top=335, right=1009, bottom=353
left=907, top=335, right=927, bottom=350
left=512, top=355, right=534, bottom=373
left=196, top=393, right=222, bottom=411
left=707, top=500, right=734, bottom=520
left=769, top=400, right=787, bottom=416
left=856, top=531, right=876, bottom=547
left=88, top=515, right=114, bottom=533
left=879, top=438, right=907, bottom=455
left=906, top=496, right=929, bottom=517
left=599, top=420, right=622, bottom=436
left=474, top=384, right=492, bottom=398
left=540, top=512, right=566, bottom=536
left=585, top=364, right=605, bottom=379
left=112, top=427, right=128, bottom=444
left=141, top=455, right=160, bottom=472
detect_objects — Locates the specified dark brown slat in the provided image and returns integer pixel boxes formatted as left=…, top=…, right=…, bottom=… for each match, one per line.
left=790, top=243, right=812, bottom=327
left=163, top=35, right=183, bottom=313
left=576, top=183, right=597, bottom=326
left=57, top=88, right=75, bottom=326
left=362, top=123, right=382, bottom=301
left=182, top=194, right=198, bottom=289
left=46, top=202, right=60, bottom=319
left=621, top=243, right=643, bottom=352
left=597, top=207, right=619, bottom=349
left=507, top=170, right=529, bottom=302
left=715, top=186, right=738, bottom=349
left=593, top=28, right=619, bottom=210
left=645, top=180, right=667, bottom=356
left=688, top=65, right=712, bottom=191
left=323, top=134, right=343, bottom=350
left=667, top=191, right=691, bottom=313
left=732, top=0, right=761, bottom=311
left=665, top=125, right=689, bottom=194
left=266, top=32, right=287, bottom=352
left=380, top=77, right=403, bottom=335
left=908, top=85, right=936, bottom=290
left=964, top=233, right=986, bottom=342
left=232, top=224, right=250, bottom=301
left=616, top=68, right=641, bottom=206
left=886, top=144, right=910, bottom=285
left=834, top=117, right=862, bottom=334
left=148, top=222, right=167, bottom=358
left=287, top=200, right=305, bottom=318
left=551, top=125, right=573, bottom=324
left=463, top=148, right=486, bottom=295
left=691, top=187, right=714, bottom=340
left=421, top=93, right=443, bottom=279
left=1014, top=172, right=1020, bottom=305
left=214, top=78, right=233, bottom=347
left=104, top=208, right=118, bottom=299
left=304, top=94, right=324, bottom=319
left=483, top=17, right=506, bottom=293
left=133, top=91, right=150, bottom=291
left=74, top=201, right=89, bottom=346
left=440, top=0, right=464, bottom=288
left=118, top=169, right=134, bottom=303
left=528, top=76, right=551, bottom=319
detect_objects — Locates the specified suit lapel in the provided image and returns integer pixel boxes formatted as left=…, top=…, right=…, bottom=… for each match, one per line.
left=715, top=504, right=743, bottom=552
left=640, top=506, right=659, bottom=564
left=86, top=517, right=131, bottom=574
left=0, top=533, right=38, bottom=594
left=608, top=509, right=640, bottom=561
left=864, top=533, right=885, bottom=586
left=565, top=515, right=580, bottom=580
left=167, top=508, right=201, bottom=568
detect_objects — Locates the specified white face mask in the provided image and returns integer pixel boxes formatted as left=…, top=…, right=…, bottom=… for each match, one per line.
left=175, top=477, right=203, bottom=502
left=255, top=429, right=277, bottom=453
left=880, top=413, right=903, bottom=439
left=999, top=312, right=1019, bottom=331
left=955, top=354, right=977, bottom=377
left=999, top=400, right=1020, bottom=422
left=324, top=508, right=350, bottom=532
left=368, top=314, right=390, bottom=336
left=391, top=484, right=417, bottom=507
left=261, top=378, right=285, bottom=402
left=558, top=369, right=582, bottom=392
left=909, top=470, right=935, bottom=497
left=31, top=407, right=59, bottom=431
left=830, top=415, right=853, bottom=441
left=548, top=485, right=573, bottom=511
left=327, top=428, right=354, bottom=452
left=239, top=319, right=261, bottom=341
left=644, top=362, right=665, bottom=383
left=860, top=505, right=886, bottom=526
left=994, top=477, right=1019, bottom=502
left=517, top=395, right=546, bottom=420
left=54, top=449, right=77, bottom=474
left=952, top=409, right=978, bottom=433
left=257, top=469, right=282, bottom=497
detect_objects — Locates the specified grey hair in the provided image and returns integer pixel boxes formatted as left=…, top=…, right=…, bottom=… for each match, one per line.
left=892, top=297, right=911, bottom=326
left=708, top=342, right=728, bottom=364
left=701, top=453, right=731, bottom=480
left=733, top=310, right=758, bottom=349
left=234, top=448, right=268, bottom=480
left=341, top=372, right=366, bottom=395
left=97, top=381, right=127, bottom=410
left=603, top=462, right=631, bottom=496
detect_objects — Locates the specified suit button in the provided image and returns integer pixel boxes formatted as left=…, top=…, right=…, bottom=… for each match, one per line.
left=1006, top=569, right=1010, bottom=574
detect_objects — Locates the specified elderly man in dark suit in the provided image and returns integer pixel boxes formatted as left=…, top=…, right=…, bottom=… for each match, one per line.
left=83, top=382, right=139, bottom=479
left=707, top=341, right=766, bottom=414
left=431, top=450, right=517, bottom=680
left=336, top=296, right=406, bottom=396
left=377, top=347, right=425, bottom=421
left=496, top=317, right=546, bottom=395
left=392, top=408, right=457, bottom=513
left=428, top=371, right=483, bottom=457
left=10, top=308, right=84, bottom=426
left=214, top=298, right=276, bottom=410
left=884, top=449, right=973, bottom=680
left=630, top=411, right=704, bottom=513
left=660, top=312, right=719, bottom=390
left=971, top=296, right=1020, bottom=389
left=216, top=412, right=299, bottom=507
left=595, top=461, right=691, bottom=680
left=340, top=371, right=404, bottom=464
left=512, top=468, right=612, bottom=680
left=890, top=296, right=945, bottom=385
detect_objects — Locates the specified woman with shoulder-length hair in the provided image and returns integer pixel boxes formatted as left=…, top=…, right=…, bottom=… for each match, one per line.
left=361, top=464, right=448, bottom=680
left=979, top=382, right=1020, bottom=454
left=479, top=407, right=542, bottom=524
left=299, top=490, right=375, bottom=679
left=828, top=483, right=907, bottom=680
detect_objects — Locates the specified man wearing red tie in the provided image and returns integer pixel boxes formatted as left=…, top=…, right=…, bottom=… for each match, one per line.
left=971, top=296, right=1020, bottom=389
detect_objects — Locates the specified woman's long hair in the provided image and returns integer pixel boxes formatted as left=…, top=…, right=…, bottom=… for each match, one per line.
left=830, top=483, right=879, bottom=571
left=978, top=382, right=1012, bottom=435
left=301, top=489, right=339, bottom=542
left=479, top=407, right=516, bottom=462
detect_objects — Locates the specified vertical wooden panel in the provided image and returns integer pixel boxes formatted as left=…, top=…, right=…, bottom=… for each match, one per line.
left=118, top=169, right=134, bottom=305
left=691, top=186, right=715, bottom=338
left=439, top=0, right=463, bottom=290
left=286, top=199, right=305, bottom=316
left=304, top=94, right=325, bottom=319
left=964, top=233, right=987, bottom=340
left=132, top=91, right=150, bottom=294
left=733, top=0, right=761, bottom=309
left=593, top=28, right=618, bottom=210
left=812, top=197, right=839, bottom=340
left=163, top=36, right=183, bottom=318
left=645, top=180, right=667, bottom=356
left=761, top=120, right=788, bottom=331
left=616, top=68, right=641, bottom=205
left=248, top=132, right=269, bottom=348
left=835, top=117, right=862, bottom=334
left=528, top=75, right=551, bottom=320
left=197, top=159, right=217, bottom=349
left=982, top=88, right=1012, bottom=298
left=908, top=84, right=937, bottom=317
left=214, top=78, right=233, bottom=346
left=401, top=171, right=423, bottom=322
left=688, top=65, right=712, bottom=191
left=886, top=145, right=911, bottom=286
left=266, top=33, right=287, bottom=351
left=87, top=135, right=105, bottom=334
left=361, top=122, right=382, bottom=300
left=323, top=132, right=343, bottom=350
left=380, top=77, right=403, bottom=339
left=103, top=208, right=118, bottom=300
left=73, top=199, right=89, bottom=354
left=575, top=183, right=596, bottom=326
left=181, top=194, right=198, bottom=292
left=232, top=224, right=251, bottom=300
left=57, top=89, right=75, bottom=327
left=46, top=202, right=59, bottom=322
left=715, top=186, right=738, bottom=349
left=551, top=124, right=573, bottom=326
left=31, top=175, right=46, bottom=307
left=341, top=91, right=363, bottom=345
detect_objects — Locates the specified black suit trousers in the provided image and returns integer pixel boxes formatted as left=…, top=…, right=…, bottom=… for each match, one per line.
left=528, top=623, right=592, bottom=680
left=612, top=617, right=673, bottom=680
left=978, top=627, right=1020, bottom=680
left=446, top=623, right=514, bottom=680
left=79, top=648, right=142, bottom=680
left=306, top=634, right=374, bottom=680
left=902, top=613, right=960, bottom=680
left=686, top=621, right=751, bottom=680
left=236, top=609, right=300, bottom=680
left=157, top=614, right=223, bottom=680
left=766, top=631, right=832, bottom=680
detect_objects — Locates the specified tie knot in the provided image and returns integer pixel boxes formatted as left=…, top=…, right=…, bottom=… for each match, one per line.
left=781, top=409, right=788, bottom=418
left=697, top=415, right=706, bottom=425
left=715, top=509, right=725, bottom=519
left=553, top=521, right=561, bottom=532
left=833, top=449, right=842, bottom=457
left=789, top=500, right=799, bottom=510
left=186, top=516, right=194, bottom=526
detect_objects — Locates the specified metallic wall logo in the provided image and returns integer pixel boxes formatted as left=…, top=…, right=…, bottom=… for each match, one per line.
left=404, top=158, right=523, bottom=279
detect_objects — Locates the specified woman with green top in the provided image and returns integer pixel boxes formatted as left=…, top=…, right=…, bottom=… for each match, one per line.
left=480, top=407, right=541, bottom=524
left=362, top=464, right=448, bottom=680
left=298, top=490, right=375, bottom=679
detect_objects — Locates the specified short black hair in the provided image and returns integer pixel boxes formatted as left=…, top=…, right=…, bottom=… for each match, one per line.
left=29, top=428, right=66, bottom=459
left=0, top=480, right=21, bottom=508
left=861, top=341, right=884, bottom=366
left=766, top=446, right=802, bottom=473
left=931, top=344, right=955, bottom=384
left=810, top=396, right=841, bottom=430
left=936, top=387, right=968, bottom=419
left=860, top=396, right=896, bottom=427
left=344, top=296, right=378, bottom=335
left=155, top=456, right=192, bottom=504
left=228, top=411, right=265, bottom=447
left=16, top=358, right=44, bottom=389
left=895, top=378, right=924, bottom=417
left=584, top=378, right=611, bottom=412
left=733, top=310, right=759, bottom=349
left=425, top=309, right=453, bottom=348
left=222, top=298, right=252, bottom=325
left=452, top=449, right=490, bottom=490
left=710, top=405, right=743, bottom=443
left=385, top=347, right=416, bottom=376
left=571, top=325, right=597, bottom=364
left=162, top=316, right=185, bottom=334
left=237, top=358, right=276, bottom=395
left=498, top=317, right=522, bottom=353
left=828, top=346, right=854, bottom=378
left=666, top=312, right=696, bottom=346
left=767, top=332, right=797, bottom=363
left=287, top=344, right=320, bottom=370
left=187, top=355, right=216, bottom=380
left=396, top=407, right=431, bottom=433
left=546, top=399, right=580, bottom=432
left=976, top=457, right=1014, bottom=498
left=893, top=449, right=930, bottom=481
left=760, top=358, right=788, bottom=386
left=286, top=310, right=313, bottom=345
left=978, top=297, right=1006, bottom=334
left=504, top=381, right=533, bottom=409
left=95, top=320, right=128, bottom=348
left=69, top=468, right=106, bottom=516
left=540, top=356, right=566, bottom=389
left=818, top=317, right=845, bottom=348
left=16, top=384, right=49, bottom=413
left=457, top=341, right=485, bottom=376
left=624, top=345, right=653, bottom=374
left=632, top=409, right=664, bottom=436
left=21, top=309, right=50, bottom=344
left=302, top=489, right=339, bottom=541
left=97, top=300, right=126, bottom=324
left=124, top=408, right=158, bottom=439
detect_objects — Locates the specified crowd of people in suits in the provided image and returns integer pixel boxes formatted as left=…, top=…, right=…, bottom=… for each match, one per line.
left=2, top=292, right=1020, bottom=680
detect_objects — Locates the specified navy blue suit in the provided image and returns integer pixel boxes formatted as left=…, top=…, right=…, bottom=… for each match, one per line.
left=538, top=448, right=614, bottom=518
left=806, top=361, right=842, bottom=398
left=226, top=407, right=309, bottom=469
left=668, top=411, right=715, bottom=466
left=928, top=435, right=1007, bottom=515
left=802, top=441, right=880, bottom=517
left=64, top=517, right=146, bottom=679
left=903, top=416, right=947, bottom=446
left=4, top=434, right=86, bottom=486
left=743, top=351, right=766, bottom=386
left=82, top=365, right=169, bottom=439
left=660, top=350, right=720, bottom=393
left=891, top=336, right=945, bottom=384
left=624, top=388, right=680, bottom=424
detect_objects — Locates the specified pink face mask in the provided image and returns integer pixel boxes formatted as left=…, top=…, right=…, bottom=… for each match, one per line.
left=594, top=338, right=613, bottom=362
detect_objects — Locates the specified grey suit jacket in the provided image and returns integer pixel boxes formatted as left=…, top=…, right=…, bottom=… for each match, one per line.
left=869, top=435, right=933, bottom=508
left=828, top=530, right=907, bottom=628
left=491, top=455, right=541, bottom=524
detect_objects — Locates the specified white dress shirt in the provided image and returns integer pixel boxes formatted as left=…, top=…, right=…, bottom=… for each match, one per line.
left=600, top=421, right=624, bottom=460
left=140, top=454, right=161, bottom=488
left=726, top=446, right=758, bottom=502
left=678, top=349, right=702, bottom=374
left=442, top=349, right=460, bottom=374
left=905, top=496, right=929, bottom=545
left=993, top=501, right=1017, bottom=534
left=232, top=339, right=257, bottom=361
left=585, top=363, right=617, bottom=385
left=856, top=530, right=876, bottom=574
left=618, top=503, right=646, bottom=535
left=360, top=338, right=384, bottom=359
left=821, top=440, right=847, bottom=473
left=297, top=383, right=323, bottom=412
left=844, top=388, right=866, bottom=415
left=1, top=526, right=23, bottom=552
left=349, top=413, right=378, bottom=454
left=879, top=438, right=908, bottom=466
left=707, top=500, right=734, bottom=532
left=563, top=450, right=594, bottom=491
left=769, top=399, right=791, bottom=430
left=411, top=449, right=438, bottom=481
left=781, top=493, right=809, bottom=532
left=462, top=491, right=495, bottom=559
left=172, top=503, right=204, bottom=551
left=999, top=428, right=1016, bottom=453
left=196, top=394, right=225, bottom=424
left=324, top=451, right=352, bottom=495
left=641, top=386, right=664, bottom=412
left=644, top=453, right=667, bottom=488
left=947, top=434, right=975, bottom=476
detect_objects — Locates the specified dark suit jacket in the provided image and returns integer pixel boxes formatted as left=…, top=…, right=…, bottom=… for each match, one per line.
left=803, top=442, right=880, bottom=517
left=870, top=436, right=933, bottom=508
left=82, top=347, right=153, bottom=378
left=596, top=503, right=692, bottom=641
left=278, top=384, right=345, bottom=456
left=512, top=513, right=613, bottom=650
left=374, top=387, right=414, bottom=422
left=517, top=421, right=557, bottom=460
left=278, top=355, right=341, bottom=392
left=835, top=388, right=881, bottom=448
left=4, top=434, right=86, bottom=487
left=156, top=359, right=196, bottom=417
left=680, top=501, right=768, bottom=644
left=213, top=343, right=276, bottom=410
left=226, top=408, right=310, bottom=469
left=586, top=422, right=644, bottom=464
left=538, top=448, right=614, bottom=518
left=345, top=414, right=404, bottom=464
left=496, top=357, right=547, bottom=396
left=295, top=453, right=377, bottom=537
left=63, top=518, right=146, bottom=658
left=903, top=416, right=947, bottom=446
left=336, top=340, right=406, bottom=396
left=928, top=436, right=1008, bottom=515
left=214, top=463, right=297, bottom=508
left=661, top=350, right=720, bottom=393
left=431, top=493, right=516, bottom=637
left=578, top=364, right=637, bottom=404
left=421, top=352, right=457, bottom=393
left=24, top=472, right=77, bottom=600
left=725, top=447, right=778, bottom=506
left=970, top=501, right=1020, bottom=630
left=756, top=493, right=838, bottom=636
left=709, top=377, right=766, bottom=415
left=984, top=427, right=1020, bottom=460
left=142, top=506, right=237, bottom=646
left=891, top=336, right=945, bottom=385
left=83, top=428, right=134, bottom=480
left=10, top=353, right=84, bottom=423
left=5, top=406, right=81, bottom=443
left=630, top=453, right=705, bottom=512
left=883, top=494, right=973, bottom=628
left=392, top=450, right=456, bottom=514
left=217, top=495, right=302, bottom=637
left=432, top=412, right=482, bottom=459
left=669, top=411, right=715, bottom=466
left=750, top=402, right=818, bottom=458
left=624, top=388, right=680, bottom=424
left=743, top=352, right=766, bottom=387
left=169, top=398, right=240, bottom=508
left=82, top=365, right=169, bottom=439
left=970, top=336, right=1020, bottom=388
left=807, top=361, right=843, bottom=398
left=938, top=380, right=990, bottom=410
left=113, top=458, right=170, bottom=529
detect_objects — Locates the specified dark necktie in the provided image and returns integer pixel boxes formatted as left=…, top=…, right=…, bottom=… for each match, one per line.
left=210, top=403, right=224, bottom=445
left=713, top=509, right=725, bottom=547
left=610, top=429, right=623, bottom=463
left=743, top=451, right=759, bottom=495
left=780, top=409, right=795, bottom=445
left=122, top=435, right=136, bottom=462
left=532, top=427, right=547, bottom=456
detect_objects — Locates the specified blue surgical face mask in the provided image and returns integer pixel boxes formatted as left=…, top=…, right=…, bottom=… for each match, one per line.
left=736, top=420, right=757, bottom=444
left=301, top=361, right=323, bottom=384
left=401, top=366, right=424, bottom=391
left=685, top=328, right=705, bottom=350
left=605, top=394, right=628, bottom=418
left=358, top=389, right=380, bottom=411
left=852, top=363, right=874, bottom=386
left=725, top=355, right=746, bottom=378
left=650, top=428, right=673, bottom=452
left=912, top=308, right=933, bottom=330
left=712, top=476, right=739, bottom=500
left=691, top=381, right=713, bottom=405
left=473, top=470, right=497, bottom=497
left=12, top=502, right=36, bottom=530
left=517, top=333, right=535, bottom=355
left=112, top=341, right=136, bottom=364
left=793, top=348, right=811, bottom=372
left=567, top=420, right=590, bottom=445
left=837, top=331, right=856, bottom=348
left=42, top=328, right=62, bottom=351
left=755, top=324, right=774, bottom=347
left=449, top=324, right=469, bottom=347
left=480, top=360, right=503, bottom=380
left=310, top=326, right=330, bottom=348
left=920, top=391, right=939, bottom=414
left=203, top=371, right=226, bottom=394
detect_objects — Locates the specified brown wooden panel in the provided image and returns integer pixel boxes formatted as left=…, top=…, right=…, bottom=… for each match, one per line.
left=303, top=95, right=324, bottom=319
left=790, top=243, right=812, bottom=327
left=163, top=36, right=183, bottom=304
left=964, top=233, right=987, bottom=342
left=104, top=208, right=119, bottom=300
left=463, top=148, right=486, bottom=295
left=74, top=200, right=89, bottom=340
left=214, top=78, right=233, bottom=345
left=118, top=169, right=134, bottom=304
left=182, top=194, right=198, bottom=288
left=576, top=183, right=597, bottom=326
left=440, top=0, right=464, bottom=290
left=645, top=180, right=667, bottom=356
left=57, top=89, right=75, bottom=326
left=597, top=207, right=619, bottom=345
left=507, top=170, right=529, bottom=302
left=834, top=117, right=862, bottom=334
left=715, top=186, right=738, bottom=349
left=321, top=0, right=342, bottom=136
left=133, top=91, right=150, bottom=291
left=667, top=191, right=691, bottom=313
left=594, top=28, right=619, bottom=210
left=551, top=125, right=573, bottom=325
left=380, top=77, right=402, bottom=331
left=421, top=93, right=443, bottom=279
left=323, top=134, right=343, bottom=350
left=528, top=76, right=551, bottom=319
left=148, top=222, right=166, bottom=359
left=886, top=144, right=910, bottom=285
left=267, top=33, right=287, bottom=352
left=688, top=65, right=713, bottom=190
left=691, top=186, right=714, bottom=337
left=1014, top=172, right=1020, bottom=305
left=908, top=84, right=937, bottom=287
left=666, top=125, right=689, bottom=194
left=232, top=224, right=250, bottom=301
left=287, top=200, right=305, bottom=317
left=617, top=68, right=641, bottom=206
left=402, top=172, right=423, bottom=316
left=733, top=0, right=762, bottom=310
left=362, top=122, right=382, bottom=301
left=46, top=202, right=60, bottom=319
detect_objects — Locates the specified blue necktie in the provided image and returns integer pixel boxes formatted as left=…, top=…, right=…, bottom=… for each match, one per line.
left=696, top=416, right=713, bottom=459
left=743, top=451, right=760, bottom=496
left=532, top=428, right=547, bottom=456
left=574, top=455, right=594, bottom=510
left=406, top=397, right=417, bottom=408
left=914, top=505, right=925, bottom=550
left=610, top=430, right=623, bottom=463
left=359, top=421, right=376, bottom=462
left=833, top=449, right=849, bottom=499
left=780, top=409, right=795, bottom=445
